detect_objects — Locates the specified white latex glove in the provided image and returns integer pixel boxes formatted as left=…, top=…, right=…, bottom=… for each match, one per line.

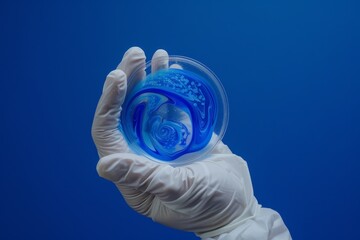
left=92, top=47, right=292, bottom=240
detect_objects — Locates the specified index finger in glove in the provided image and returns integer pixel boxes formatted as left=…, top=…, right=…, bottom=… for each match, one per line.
left=92, top=69, right=130, bottom=157
left=92, top=47, right=146, bottom=157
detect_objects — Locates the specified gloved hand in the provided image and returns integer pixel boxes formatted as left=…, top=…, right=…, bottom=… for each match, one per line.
left=92, top=47, right=292, bottom=239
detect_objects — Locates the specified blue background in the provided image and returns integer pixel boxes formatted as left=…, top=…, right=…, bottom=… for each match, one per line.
left=1, top=0, right=359, bottom=239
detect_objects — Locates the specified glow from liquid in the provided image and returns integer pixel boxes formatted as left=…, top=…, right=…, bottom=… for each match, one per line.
left=121, top=68, right=217, bottom=161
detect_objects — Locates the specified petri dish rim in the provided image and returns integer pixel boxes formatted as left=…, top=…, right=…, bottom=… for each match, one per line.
left=123, top=55, right=229, bottom=166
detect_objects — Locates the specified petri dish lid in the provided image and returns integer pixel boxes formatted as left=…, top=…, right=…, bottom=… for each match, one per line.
left=120, top=55, right=228, bottom=166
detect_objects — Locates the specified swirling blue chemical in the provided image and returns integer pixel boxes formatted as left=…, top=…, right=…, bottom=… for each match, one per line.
left=121, top=68, right=217, bottom=161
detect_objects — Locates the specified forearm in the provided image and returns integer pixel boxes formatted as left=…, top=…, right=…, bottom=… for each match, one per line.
left=201, top=208, right=291, bottom=240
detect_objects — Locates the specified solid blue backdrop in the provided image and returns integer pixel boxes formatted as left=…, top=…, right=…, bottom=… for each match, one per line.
left=1, top=0, right=359, bottom=239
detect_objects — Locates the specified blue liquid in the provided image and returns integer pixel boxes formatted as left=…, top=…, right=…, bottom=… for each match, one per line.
left=121, top=68, right=217, bottom=161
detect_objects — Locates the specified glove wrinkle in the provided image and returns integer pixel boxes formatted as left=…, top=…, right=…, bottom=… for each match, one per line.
left=117, top=185, right=154, bottom=216
left=146, top=166, right=195, bottom=202
left=197, top=198, right=260, bottom=239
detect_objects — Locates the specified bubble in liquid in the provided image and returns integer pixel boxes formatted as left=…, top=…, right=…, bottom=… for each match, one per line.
left=121, top=68, right=218, bottom=161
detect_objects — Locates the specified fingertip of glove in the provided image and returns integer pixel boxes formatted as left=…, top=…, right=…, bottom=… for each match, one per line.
left=118, top=47, right=146, bottom=77
left=96, top=155, right=124, bottom=181
left=121, top=47, right=146, bottom=66
left=96, top=156, right=109, bottom=179
left=103, top=69, right=127, bottom=93
left=152, top=49, right=168, bottom=58
left=151, top=49, right=169, bottom=72
left=106, top=69, right=126, bottom=81
left=125, top=46, right=145, bottom=56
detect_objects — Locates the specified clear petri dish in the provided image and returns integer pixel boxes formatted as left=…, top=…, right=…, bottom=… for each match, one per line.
left=120, top=56, right=228, bottom=166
